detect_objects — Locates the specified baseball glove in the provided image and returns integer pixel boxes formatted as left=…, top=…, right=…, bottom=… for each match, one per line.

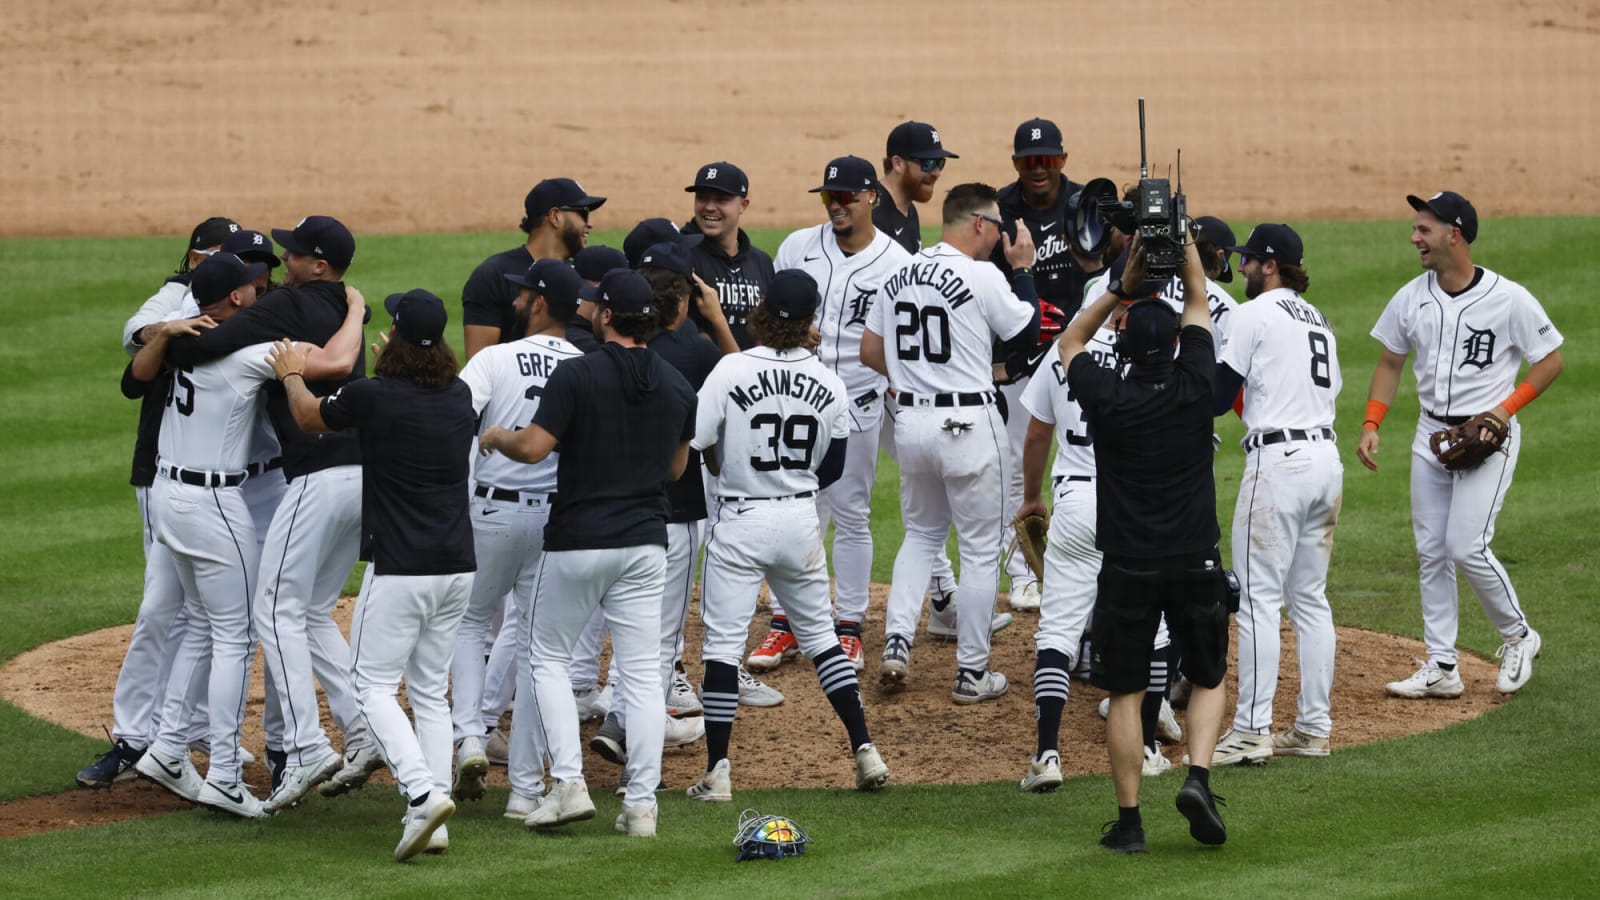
left=1010, top=512, right=1048, bottom=583
left=1429, top=412, right=1511, bottom=472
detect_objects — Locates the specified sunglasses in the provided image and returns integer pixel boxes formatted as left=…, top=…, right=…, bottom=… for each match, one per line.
left=912, top=157, right=946, bottom=174
left=1014, top=154, right=1065, bottom=171
left=820, top=190, right=863, bottom=207
left=971, top=212, right=1004, bottom=228
left=558, top=206, right=591, bottom=222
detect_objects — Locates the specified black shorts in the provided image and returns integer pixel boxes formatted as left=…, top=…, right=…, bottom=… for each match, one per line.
left=1089, top=551, right=1229, bottom=695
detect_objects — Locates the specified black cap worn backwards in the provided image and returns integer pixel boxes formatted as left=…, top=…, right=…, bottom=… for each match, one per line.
left=1013, top=117, right=1065, bottom=157
left=504, top=258, right=584, bottom=313
left=886, top=121, right=958, bottom=160
left=810, top=156, right=878, bottom=193
left=765, top=269, right=819, bottom=321
left=1226, top=223, right=1304, bottom=267
left=524, top=178, right=607, bottom=220
left=1193, top=216, right=1236, bottom=282
left=1406, top=191, right=1478, bottom=243
left=596, top=269, right=655, bottom=316
left=637, top=241, right=693, bottom=278
left=384, top=289, right=448, bottom=347
left=271, top=215, right=355, bottom=271
left=1120, top=300, right=1180, bottom=367
left=574, top=245, right=629, bottom=282
left=220, top=229, right=281, bottom=269
left=623, top=217, right=704, bottom=269
left=190, top=253, right=267, bottom=307
left=684, top=162, right=749, bottom=197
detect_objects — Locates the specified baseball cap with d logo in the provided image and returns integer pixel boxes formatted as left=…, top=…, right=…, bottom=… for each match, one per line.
left=384, top=289, right=448, bottom=347
left=1406, top=191, right=1478, bottom=243
left=272, top=215, right=356, bottom=271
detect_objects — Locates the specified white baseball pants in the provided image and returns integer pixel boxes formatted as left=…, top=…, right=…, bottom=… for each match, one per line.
left=1036, top=479, right=1100, bottom=662
left=702, top=502, right=837, bottom=666
left=1231, top=441, right=1342, bottom=738
left=998, top=378, right=1038, bottom=589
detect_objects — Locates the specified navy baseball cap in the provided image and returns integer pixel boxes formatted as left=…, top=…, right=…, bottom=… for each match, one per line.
left=272, top=215, right=355, bottom=271
left=384, top=289, right=448, bottom=347
left=1407, top=191, right=1477, bottom=243
left=220, top=229, right=280, bottom=269
left=504, top=259, right=584, bottom=313
left=574, top=245, right=628, bottom=282
left=623, top=218, right=703, bottom=269
left=1119, top=300, right=1180, bottom=367
left=685, top=162, right=749, bottom=197
left=765, top=269, right=819, bottom=321
left=1193, top=216, right=1236, bottom=282
left=595, top=269, right=654, bottom=316
left=1013, top=118, right=1065, bottom=157
left=886, top=122, right=958, bottom=160
left=810, top=156, right=878, bottom=193
left=637, top=241, right=693, bottom=279
left=524, top=178, right=607, bottom=220
left=189, top=216, right=239, bottom=251
left=1226, top=223, right=1304, bottom=267
left=190, top=253, right=267, bottom=306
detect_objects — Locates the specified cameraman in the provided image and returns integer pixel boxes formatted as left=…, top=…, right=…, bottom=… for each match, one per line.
left=1059, top=233, right=1230, bottom=853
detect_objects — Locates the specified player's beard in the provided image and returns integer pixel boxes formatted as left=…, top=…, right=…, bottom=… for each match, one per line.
left=832, top=221, right=855, bottom=240
left=562, top=219, right=587, bottom=258
left=1244, top=268, right=1265, bottom=299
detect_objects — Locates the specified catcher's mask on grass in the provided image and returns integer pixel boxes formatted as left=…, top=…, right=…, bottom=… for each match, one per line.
left=733, top=809, right=812, bottom=862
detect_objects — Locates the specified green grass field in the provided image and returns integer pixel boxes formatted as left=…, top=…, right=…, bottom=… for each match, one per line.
left=1, top=218, right=1596, bottom=896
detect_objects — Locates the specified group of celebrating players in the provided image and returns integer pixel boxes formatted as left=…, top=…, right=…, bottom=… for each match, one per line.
left=76, top=114, right=1563, bottom=858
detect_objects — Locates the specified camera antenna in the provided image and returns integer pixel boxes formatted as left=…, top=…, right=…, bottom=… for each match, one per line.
left=1138, top=97, right=1149, bottom=179
left=1175, top=148, right=1182, bottom=193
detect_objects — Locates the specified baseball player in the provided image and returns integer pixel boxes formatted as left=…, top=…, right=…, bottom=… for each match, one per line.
left=991, top=119, right=1090, bottom=612
left=130, top=253, right=364, bottom=818
left=462, top=178, right=606, bottom=358
left=875, top=121, right=957, bottom=254
left=682, top=162, right=774, bottom=348
left=449, top=260, right=587, bottom=809
left=1206, top=224, right=1344, bottom=765
left=687, top=269, right=890, bottom=803
left=862, top=182, right=1040, bottom=702
left=1158, top=216, right=1240, bottom=360
left=269, top=288, right=477, bottom=861
left=1358, top=192, right=1563, bottom=697
left=480, top=268, right=696, bottom=838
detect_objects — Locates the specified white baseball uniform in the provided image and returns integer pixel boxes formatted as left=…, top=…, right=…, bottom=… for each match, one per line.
left=1371, top=266, right=1562, bottom=664
left=1221, top=288, right=1344, bottom=739
left=454, top=332, right=581, bottom=798
left=871, top=243, right=1033, bottom=673
left=1161, top=275, right=1238, bottom=361
left=772, top=225, right=910, bottom=626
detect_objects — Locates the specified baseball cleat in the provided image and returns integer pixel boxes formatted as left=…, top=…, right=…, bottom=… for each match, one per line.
left=590, top=712, right=627, bottom=765
left=574, top=682, right=613, bottom=723
left=879, top=634, right=911, bottom=692
left=318, top=744, right=386, bottom=797
left=737, top=666, right=784, bottom=707
left=1021, top=750, right=1063, bottom=793
left=667, top=670, right=703, bottom=716
left=1157, top=699, right=1184, bottom=744
left=1099, top=820, right=1147, bottom=853
left=77, top=739, right=144, bottom=789
left=396, top=793, right=455, bottom=862
left=838, top=633, right=866, bottom=672
left=134, top=747, right=204, bottom=802
left=453, top=736, right=489, bottom=801
left=504, top=791, right=542, bottom=820
left=1201, top=728, right=1273, bottom=767
left=1494, top=628, right=1542, bottom=693
left=1008, top=580, right=1041, bottom=612
left=687, top=758, right=733, bottom=802
left=1271, top=728, right=1331, bottom=758
left=747, top=628, right=799, bottom=671
left=198, top=779, right=269, bottom=819
left=1143, top=743, right=1173, bottom=776
left=265, top=746, right=343, bottom=812
left=485, top=723, right=511, bottom=766
left=951, top=668, right=1009, bottom=705
left=663, top=712, right=705, bottom=748
left=615, top=801, right=658, bottom=837
left=1385, top=660, right=1464, bottom=699
left=1175, top=781, right=1227, bottom=846
left=853, top=742, right=890, bottom=791
left=425, top=823, right=448, bottom=854
left=927, top=609, right=1015, bottom=642
left=525, top=780, right=595, bottom=829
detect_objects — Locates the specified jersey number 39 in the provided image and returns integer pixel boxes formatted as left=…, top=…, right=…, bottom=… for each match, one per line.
left=750, top=414, right=818, bottom=471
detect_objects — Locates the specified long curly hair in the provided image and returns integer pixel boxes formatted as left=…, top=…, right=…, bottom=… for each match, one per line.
left=374, top=335, right=458, bottom=387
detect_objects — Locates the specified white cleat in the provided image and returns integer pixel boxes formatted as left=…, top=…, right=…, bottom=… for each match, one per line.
left=396, top=794, right=455, bottom=862
left=319, top=744, right=386, bottom=797
left=615, top=801, right=658, bottom=837
left=134, top=747, right=204, bottom=802
left=1008, top=581, right=1041, bottom=611
left=1495, top=629, right=1542, bottom=693
left=853, top=742, right=890, bottom=791
left=1385, top=660, right=1465, bottom=699
left=264, top=746, right=342, bottom=812
left=525, top=780, right=595, bottom=829
left=504, top=791, right=542, bottom=820
left=1020, top=750, right=1063, bottom=793
left=198, top=779, right=268, bottom=819
left=663, top=713, right=706, bottom=749
left=687, top=758, right=733, bottom=803
left=667, top=670, right=703, bottom=717
left=453, top=736, right=489, bottom=801
left=1192, top=728, right=1273, bottom=767
left=1143, top=743, right=1173, bottom=777
left=737, top=666, right=784, bottom=707
left=574, top=683, right=613, bottom=723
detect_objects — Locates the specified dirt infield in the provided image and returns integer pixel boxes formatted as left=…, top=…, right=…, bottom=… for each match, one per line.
left=1, top=1, right=1596, bottom=241
left=0, top=586, right=1505, bottom=838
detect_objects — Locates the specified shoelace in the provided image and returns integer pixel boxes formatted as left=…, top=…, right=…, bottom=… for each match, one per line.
left=1495, top=641, right=1523, bottom=665
left=738, top=667, right=764, bottom=689
left=755, top=631, right=790, bottom=653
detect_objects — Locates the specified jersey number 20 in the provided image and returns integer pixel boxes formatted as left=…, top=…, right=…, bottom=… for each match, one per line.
left=894, top=302, right=951, bottom=363
left=750, top=414, right=818, bottom=471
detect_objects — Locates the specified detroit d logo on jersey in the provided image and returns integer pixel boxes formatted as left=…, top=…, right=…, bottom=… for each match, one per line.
left=1459, top=325, right=1496, bottom=369
left=845, top=286, right=875, bottom=328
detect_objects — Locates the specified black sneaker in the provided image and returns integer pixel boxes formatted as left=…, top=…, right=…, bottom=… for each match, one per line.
left=1175, top=781, right=1227, bottom=846
left=590, top=712, right=627, bottom=766
left=1099, top=820, right=1147, bottom=853
left=76, top=739, right=144, bottom=789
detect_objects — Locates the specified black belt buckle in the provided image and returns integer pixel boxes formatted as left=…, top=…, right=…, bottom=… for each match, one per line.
left=854, top=389, right=879, bottom=409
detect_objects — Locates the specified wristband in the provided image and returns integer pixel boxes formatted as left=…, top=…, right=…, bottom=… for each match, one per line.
left=1012, top=267, right=1032, bottom=278
left=1499, top=382, right=1538, bottom=417
left=1363, top=399, right=1389, bottom=431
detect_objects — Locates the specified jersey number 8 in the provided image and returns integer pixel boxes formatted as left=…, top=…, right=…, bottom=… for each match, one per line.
left=1308, top=332, right=1332, bottom=389
left=894, top=302, right=951, bottom=363
left=750, top=413, right=818, bottom=471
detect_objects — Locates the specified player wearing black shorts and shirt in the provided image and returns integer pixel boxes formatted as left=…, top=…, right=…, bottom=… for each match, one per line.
left=461, top=178, right=606, bottom=358
left=681, top=162, right=774, bottom=348
left=269, top=288, right=477, bottom=862
left=874, top=121, right=959, bottom=254
left=1062, top=237, right=1231, bottom=854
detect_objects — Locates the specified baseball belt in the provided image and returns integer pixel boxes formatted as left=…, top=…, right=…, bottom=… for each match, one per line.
left=474, top=484, right=556, bottom=507
left=897, top=391, right=995, bottom=409
left=158, top=463, right=248, bottom=488
left=1243, top=427, right=1335, bottom=451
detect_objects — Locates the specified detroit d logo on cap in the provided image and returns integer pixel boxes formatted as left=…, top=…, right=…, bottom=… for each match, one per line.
left=828, top=166, right=838, bottom=180
left=707, top=167, right=718, bottom=179
left=1031, top=128, right=1042, bottom=140
left=930, top=129, right=940, bottom=142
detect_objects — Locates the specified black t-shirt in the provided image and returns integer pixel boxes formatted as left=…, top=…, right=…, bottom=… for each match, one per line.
left=1067, top=325, right=1219, bottom=558
left=462, top=245, right=537, bottom=345
left=533, top=344, right=696, bottom=550
left=167, top=280, right=365, bottom=479
left=682, top=222, right=774, bottom=349
left=122, top=362, right=170, bottom=487
left=872, top=195, right=921, bottom=254
left=647, top=325, right=722, bottom=523
left=320, top=377, right=477, bottom=576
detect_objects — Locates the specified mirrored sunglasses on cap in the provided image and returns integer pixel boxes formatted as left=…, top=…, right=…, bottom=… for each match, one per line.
left=913, top=158, right=946, bottom=174
left=1014, top=154, right=1065, bottom=170
left=820, top=190, right=864, bottom=207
